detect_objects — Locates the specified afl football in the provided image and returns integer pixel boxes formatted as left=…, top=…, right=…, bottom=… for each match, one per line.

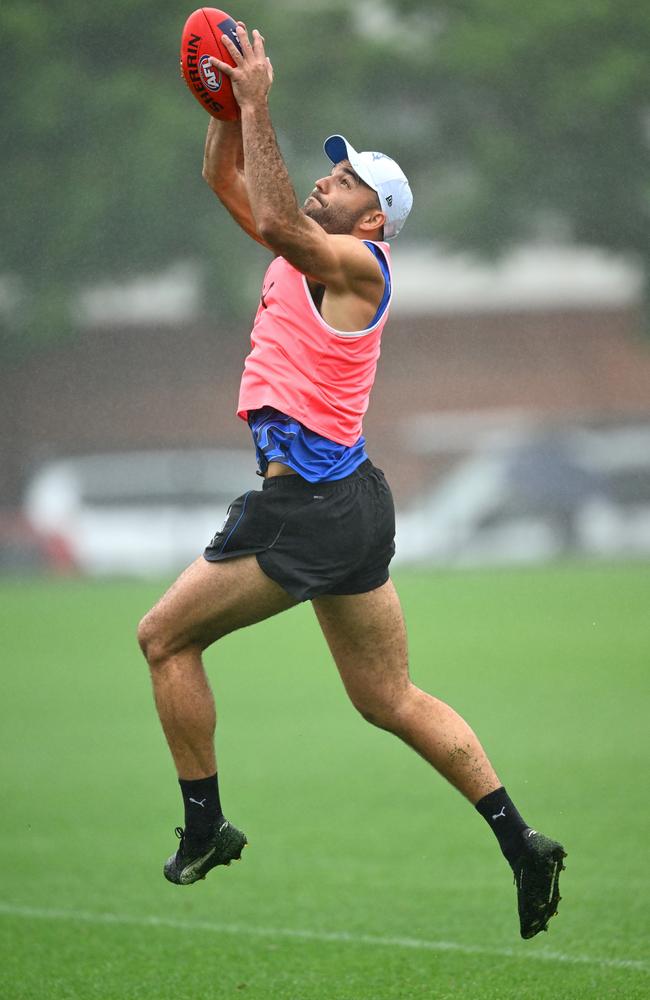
left=180, top=8, right=242, bottom=119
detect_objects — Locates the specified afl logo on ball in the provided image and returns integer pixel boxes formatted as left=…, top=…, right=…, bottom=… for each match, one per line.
left=199, top=55, right=222, bottom=92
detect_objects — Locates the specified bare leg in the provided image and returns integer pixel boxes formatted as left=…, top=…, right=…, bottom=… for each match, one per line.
left=313, top=579, right=567, bottom=940
left=312, top=579, right=500, bottom=804
left=138, top=555, right=297, bottom=778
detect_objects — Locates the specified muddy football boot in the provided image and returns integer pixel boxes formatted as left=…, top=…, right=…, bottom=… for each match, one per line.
left=513, top=828, right=567, bottom=939
left=164, top=819, right=247, bottom=885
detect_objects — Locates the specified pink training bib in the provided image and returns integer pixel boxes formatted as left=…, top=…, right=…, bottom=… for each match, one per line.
left=237, top=242, right=392, bottom=447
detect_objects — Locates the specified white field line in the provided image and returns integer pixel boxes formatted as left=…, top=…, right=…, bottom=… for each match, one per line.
left=0, top=902, right=647, bottom=973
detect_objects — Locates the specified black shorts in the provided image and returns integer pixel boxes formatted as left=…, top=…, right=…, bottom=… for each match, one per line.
left=203, top=459, right=395, bottom=602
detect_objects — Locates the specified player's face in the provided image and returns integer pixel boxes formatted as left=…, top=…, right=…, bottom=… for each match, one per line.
left=302, top=161, right=381, bottom=235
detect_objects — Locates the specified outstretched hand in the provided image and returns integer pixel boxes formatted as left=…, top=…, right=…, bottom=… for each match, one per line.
left=209, top=22, right=273, bottom=111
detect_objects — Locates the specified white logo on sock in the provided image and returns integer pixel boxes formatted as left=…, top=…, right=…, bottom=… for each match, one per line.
left=527, top=829, right=537, bottom=838
left=189, top=797, right=206, bottom=808
left=492, top=806, right=506, bottom=821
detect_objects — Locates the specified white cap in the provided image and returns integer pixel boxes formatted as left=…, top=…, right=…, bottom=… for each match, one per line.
left=323, top=134, right=413, bottom=239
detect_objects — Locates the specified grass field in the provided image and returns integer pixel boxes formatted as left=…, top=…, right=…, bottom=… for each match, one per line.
left=1, top=562, right=648, bottom=999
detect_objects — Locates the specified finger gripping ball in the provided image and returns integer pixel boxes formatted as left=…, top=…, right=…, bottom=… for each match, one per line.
left=180, top=8, right=242, bottom=120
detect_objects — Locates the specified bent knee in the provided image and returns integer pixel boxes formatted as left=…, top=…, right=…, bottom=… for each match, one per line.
left=350, top=682, right=412, bottom=731
left=136, top=611, right=179, bottom=668
left=355, top=702, right=388, bottom=729
left=136, top=611, right=156, bottom=659
left=355, top=701, right=398, bottom=730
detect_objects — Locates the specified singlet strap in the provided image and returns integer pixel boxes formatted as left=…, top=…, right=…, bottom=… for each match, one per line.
left=363, top=241, right=392, bottom=330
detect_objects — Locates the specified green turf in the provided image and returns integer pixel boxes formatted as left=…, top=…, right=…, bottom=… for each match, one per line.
left=1, top=563, right=649, bottom=999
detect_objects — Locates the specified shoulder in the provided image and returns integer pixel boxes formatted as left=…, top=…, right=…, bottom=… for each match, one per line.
left=322, top=235, right=385, bottom=285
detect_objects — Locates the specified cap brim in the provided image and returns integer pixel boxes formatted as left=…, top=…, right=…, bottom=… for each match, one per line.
left=323, top=134, right=378, bottom=196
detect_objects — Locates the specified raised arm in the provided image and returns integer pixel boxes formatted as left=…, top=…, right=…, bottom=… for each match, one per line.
left=211, top=25, right=385, bottom=297
left=202, top=119, right=270, bottom=247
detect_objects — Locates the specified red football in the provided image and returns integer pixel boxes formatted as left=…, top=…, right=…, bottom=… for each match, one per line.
left=180, top=8, right=242, bottom=120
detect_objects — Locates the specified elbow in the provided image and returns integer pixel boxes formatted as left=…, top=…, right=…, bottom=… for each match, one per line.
left=257, top=216, right=295, bottom=246
left=202, top=164, right=218, bottom=190
left=256, top=219, right=277, bottom=244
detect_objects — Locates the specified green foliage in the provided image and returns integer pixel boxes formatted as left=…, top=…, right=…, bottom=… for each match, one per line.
left=423, top=0, right=650, bottom=258
left=1, top=0, right=648, bottom=356
left=0, top=0, right=264, bottom=355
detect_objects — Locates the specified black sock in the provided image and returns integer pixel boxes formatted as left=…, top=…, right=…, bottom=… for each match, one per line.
left=179, top=773, right=224, bottom=841
left=475, top=786, right=528, bottom=868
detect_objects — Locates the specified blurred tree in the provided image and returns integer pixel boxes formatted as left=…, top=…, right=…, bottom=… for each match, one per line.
left=0, top=0, right=390, bottom=357
left=386, top=0, right=650, bottom=266
left=1, top=0, right=648, bottom=359
left=0, top=1, right=260, bottom=357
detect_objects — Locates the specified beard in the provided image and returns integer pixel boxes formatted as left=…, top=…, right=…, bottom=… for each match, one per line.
left=302, top=193, right=362, bottom=235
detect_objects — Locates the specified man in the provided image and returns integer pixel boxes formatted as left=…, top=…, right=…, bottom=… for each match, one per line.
left=137, top=23, right=566, bottom=939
